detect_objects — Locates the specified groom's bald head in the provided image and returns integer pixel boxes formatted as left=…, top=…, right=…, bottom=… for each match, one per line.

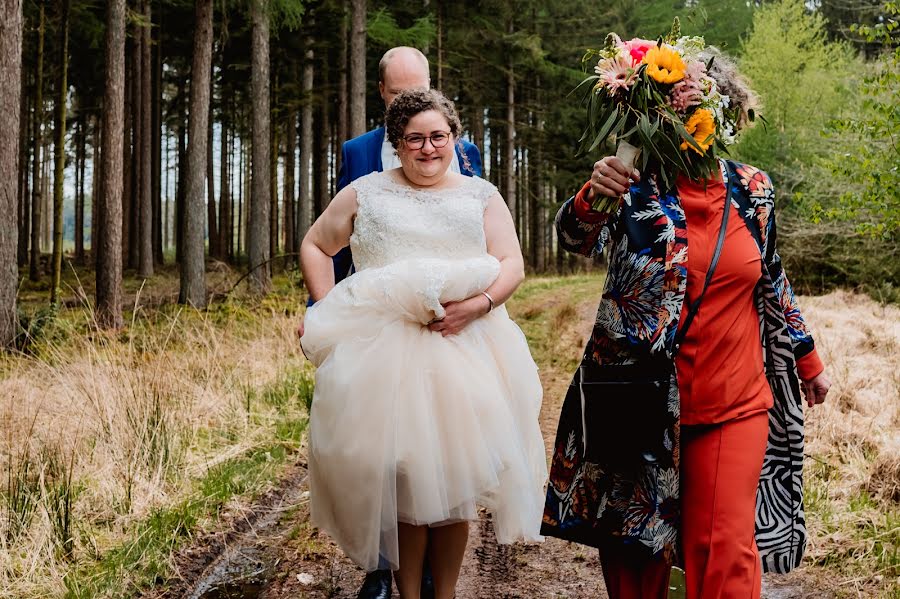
left=379, top=47, right=430, bottom=109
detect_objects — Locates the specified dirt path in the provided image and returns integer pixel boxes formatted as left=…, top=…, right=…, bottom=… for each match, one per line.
left=156, top=285, right=842, bottom=599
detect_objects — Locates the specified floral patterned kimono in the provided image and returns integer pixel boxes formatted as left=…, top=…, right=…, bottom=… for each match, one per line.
left=541, top=160, right=816, bottom=574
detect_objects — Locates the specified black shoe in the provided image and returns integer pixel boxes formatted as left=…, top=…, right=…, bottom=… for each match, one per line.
left=357, top=569, right=392, bottom=599
left=421, top=569, right=434, bottom=599
left=420, top=564, right=435, bottom=599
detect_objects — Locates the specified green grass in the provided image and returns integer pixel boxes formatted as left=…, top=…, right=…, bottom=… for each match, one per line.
left=60, top=369, right=312, bottom=599
left=804, top=457, right=900, bottom=597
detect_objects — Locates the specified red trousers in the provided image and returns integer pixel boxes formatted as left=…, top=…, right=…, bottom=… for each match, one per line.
left=600, top=412, right=770, bottom=599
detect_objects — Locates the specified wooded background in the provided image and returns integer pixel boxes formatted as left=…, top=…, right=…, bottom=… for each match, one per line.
left=0, top=0, right=897, bottom=346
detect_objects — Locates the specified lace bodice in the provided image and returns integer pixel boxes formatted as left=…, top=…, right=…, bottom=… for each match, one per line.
left=349, top=171, right=499, bottom=271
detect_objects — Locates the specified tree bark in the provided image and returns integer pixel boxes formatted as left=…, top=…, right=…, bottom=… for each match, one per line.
left=179, top=0, right=212, bottom=307
left=151, top=9, right=162, bottom=265
left=336, top=0, right=348, bottom=159
left=29, top=3, right=44, bottom=282
left=74, top=108, right=85, bottom=264
left=349, top=0, right=366, bottom=137
left=298, top=42, right=313, bottom=246
left=219, top=121, right=230, bottom=261
left=504, top=35, right=516, bottom=222
left=175, top=78, right=186, bottom=262
left=96, top=0, right=126, bottom=329
left=206, top=69, right=217, bottom=258
left=1, top=0, right=23, bottom=347
left=17, top=52, right=28, bottom=267
left=50, top=0, right=70, bottom=304
left=90, top=114, right=99, bottom=260
left=236, top=129, right=243, bottom=257
left=314, top=94, right=330, bottom=217
left=283, top=106, right=295, bottom=260
left=121, top=39, right=132, bottom=268
left=248, top=0, right=271, bottom=293
left=269, top=69, right=278, bottom=260
left=137, top=0, right=152, bottom=277
left=127, top=25, right=141, bottom=270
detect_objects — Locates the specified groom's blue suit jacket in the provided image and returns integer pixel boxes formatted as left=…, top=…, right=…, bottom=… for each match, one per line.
left=328, top=126, right=483, bottom=287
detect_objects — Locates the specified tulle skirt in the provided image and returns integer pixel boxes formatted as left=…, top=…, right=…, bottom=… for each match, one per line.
left=301, top=256, right=546, bottom=571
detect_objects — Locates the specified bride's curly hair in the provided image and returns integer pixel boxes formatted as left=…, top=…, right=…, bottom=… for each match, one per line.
left=385, top=89, right=467, bottom=167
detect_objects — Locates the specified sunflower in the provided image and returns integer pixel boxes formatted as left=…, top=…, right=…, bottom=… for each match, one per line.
left=642, top=45, right=686, bottom=85
left=680, top=109, right=716, bottom=155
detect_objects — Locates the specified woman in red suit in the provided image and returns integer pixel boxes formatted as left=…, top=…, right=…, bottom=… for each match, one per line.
left=541, top=50, right=831, bottom=598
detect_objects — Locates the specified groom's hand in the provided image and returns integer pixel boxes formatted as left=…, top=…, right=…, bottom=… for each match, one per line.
left=589, top=156, right=640, bottom=201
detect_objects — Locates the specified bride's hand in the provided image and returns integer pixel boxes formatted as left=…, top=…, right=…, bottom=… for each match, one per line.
left=427, top=295, right=492, bottom=337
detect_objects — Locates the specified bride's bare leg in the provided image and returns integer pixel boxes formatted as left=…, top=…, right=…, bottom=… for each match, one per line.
left=395, top=522, right=428, bottom=599
left=427, top=521, right=469, bottom=599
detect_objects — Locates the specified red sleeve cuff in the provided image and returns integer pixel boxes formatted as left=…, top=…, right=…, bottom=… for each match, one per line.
left=573, top=181, right=607, bottom=224
left=796, top=348, right=825, bottom=381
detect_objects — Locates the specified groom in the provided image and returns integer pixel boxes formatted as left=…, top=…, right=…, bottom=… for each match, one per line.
left=326, top=46, right=482, bottom=599
left=329, top=46, right=483, bottom=286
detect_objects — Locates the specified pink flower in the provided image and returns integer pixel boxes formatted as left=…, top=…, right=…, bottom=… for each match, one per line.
left=622, top=38, right=656, bottom=66
left=669, top=61, right=706, bottom=114
left=595, top=55, right=638, bottom=95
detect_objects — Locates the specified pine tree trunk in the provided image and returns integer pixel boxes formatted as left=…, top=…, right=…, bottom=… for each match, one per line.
left=163, top=129, right=169, bottom=253
left=504, top=28, right=516, bottom=220
left=179, top=0, right=212, bottom=307
left=74, top=110, right=85, bottom=264
left=436, top=0, right=443, bottom=90
left=29, top=3, right=44, bottom=282
left=121, top=41, right=132, bottom=267
left=17, top=55, right=28, bottom=267
left=471, top=105, right=484, bottom=170
left=236, top=130, right=243, bottom=257
left=176, top=80, right=187, bottom=263
left=90, top=115, right=99, bottom=259
left=298, top=42, right=313, bottom=245
left=314, top=98, right=330, bottom=216
left=283, top=106, right=295, bottom=260
left=96, top=0, right=126, bottom=329
left=50, top=0, right=70, bottom=304
left=1, top=0, right=23, bottom=347
left=269, top=70, right=278, bottom=261
left=248, top=0, right=270, bottom=293
left=349, top=0, right=366, bottom=137
left=137, top=0, right=152, bottom=277
left=219, top=120, right=230, bottom=261
left=207, top=81, right=218, bottom=259
left=128, top=21, right=141, bottom=271
left=151, top=15, right=162, bottom=265
left=336, top=0, right=348, bottom=157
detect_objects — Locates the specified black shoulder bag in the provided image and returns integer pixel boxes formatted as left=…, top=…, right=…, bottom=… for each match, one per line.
left=578, top=172, right=732, bottom=471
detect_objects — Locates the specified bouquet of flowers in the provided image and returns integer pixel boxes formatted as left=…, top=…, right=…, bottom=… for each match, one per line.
left=577, top=18, right=750, bottom=209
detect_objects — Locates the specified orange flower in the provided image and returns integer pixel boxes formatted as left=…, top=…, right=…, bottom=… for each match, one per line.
left=680, top=109, right=716, bottom=155
left=642, top=45, right=686, bottom=84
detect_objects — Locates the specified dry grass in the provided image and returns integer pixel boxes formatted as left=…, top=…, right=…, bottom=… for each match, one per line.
left=0, top=278, right=310, bottom=597
left=788, top=290, right=900, bottom=596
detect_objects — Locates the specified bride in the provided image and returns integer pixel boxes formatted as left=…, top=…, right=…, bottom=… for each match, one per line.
left=299, top=88, right=546, bottom=599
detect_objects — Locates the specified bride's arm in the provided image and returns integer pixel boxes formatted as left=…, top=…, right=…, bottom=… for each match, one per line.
left=428, top=192, right=524, bottom=336
left=482, top=192, right=526, bottom=306
left=300, top=186, right=358, bottom=302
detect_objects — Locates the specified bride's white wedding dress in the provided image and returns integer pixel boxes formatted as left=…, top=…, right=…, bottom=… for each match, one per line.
left=301, top=170, right=546, bottom=571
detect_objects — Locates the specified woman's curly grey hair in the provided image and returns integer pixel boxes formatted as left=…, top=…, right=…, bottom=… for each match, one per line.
left=385, top=88, right=463, bottom=149
left=699, top=46, right=760, bottom=132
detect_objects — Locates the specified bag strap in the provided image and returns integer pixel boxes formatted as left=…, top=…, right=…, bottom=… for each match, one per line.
left=672, top=168, right=733, bottom=355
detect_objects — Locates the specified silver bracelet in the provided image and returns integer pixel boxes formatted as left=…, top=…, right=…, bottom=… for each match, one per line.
left=481, top=291, right=495, bottom=313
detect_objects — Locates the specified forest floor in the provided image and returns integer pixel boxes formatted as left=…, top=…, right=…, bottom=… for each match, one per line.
left=3, top=268, right=898, bottom=598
